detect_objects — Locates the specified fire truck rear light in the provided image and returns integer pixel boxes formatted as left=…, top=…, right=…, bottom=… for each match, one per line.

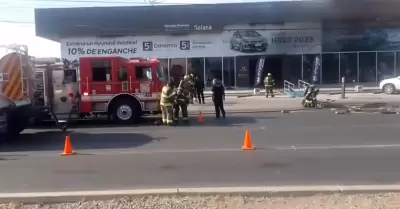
left=83, top=92, right=89, bottom=96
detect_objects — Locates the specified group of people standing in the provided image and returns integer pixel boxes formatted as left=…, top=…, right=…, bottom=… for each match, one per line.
left=159, top=73, right=226, bottom=125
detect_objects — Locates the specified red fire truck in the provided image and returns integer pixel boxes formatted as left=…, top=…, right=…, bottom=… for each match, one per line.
left=34, top=56, right=168, bottom=126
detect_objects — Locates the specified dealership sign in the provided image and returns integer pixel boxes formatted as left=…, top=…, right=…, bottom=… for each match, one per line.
left=61, top=23, right=322, bottom=60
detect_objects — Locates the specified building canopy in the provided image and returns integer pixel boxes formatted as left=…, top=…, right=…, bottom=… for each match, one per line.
left=35, top=0, right=400, bottom=41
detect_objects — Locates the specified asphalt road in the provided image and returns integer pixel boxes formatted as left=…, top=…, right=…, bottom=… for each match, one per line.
left=2, top=111, right=400, bottom=193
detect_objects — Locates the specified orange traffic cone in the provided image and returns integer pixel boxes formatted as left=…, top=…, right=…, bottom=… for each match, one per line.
left=198, top=111, right=204, bottom=124
left=242, top=130, right=255, bottom=150
left=61, top=136, right=76, bottom=156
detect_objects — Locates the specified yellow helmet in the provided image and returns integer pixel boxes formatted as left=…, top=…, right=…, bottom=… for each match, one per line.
left=267, top=73, right=272, bottom=76
left=184, top=75, right=190, bottom=80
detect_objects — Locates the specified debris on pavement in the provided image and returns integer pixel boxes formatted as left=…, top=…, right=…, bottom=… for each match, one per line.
left=2, top=193, right=400, bottom=209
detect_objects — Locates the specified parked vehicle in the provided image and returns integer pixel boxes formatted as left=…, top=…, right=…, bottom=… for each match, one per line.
left=0, top=44, right=37, bottom=140
left=33, top=56, right=168, bottom=126
left=379, top=76, right=400, bottom=94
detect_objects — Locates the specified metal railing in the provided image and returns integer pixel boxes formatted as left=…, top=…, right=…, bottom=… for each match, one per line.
left=298, top=80, right=311, bottom=91
left=283, top=80, right=296, bottom=96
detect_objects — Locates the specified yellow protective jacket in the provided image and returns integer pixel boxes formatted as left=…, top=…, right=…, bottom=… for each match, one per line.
left=160, top=85, right=175, bottom=106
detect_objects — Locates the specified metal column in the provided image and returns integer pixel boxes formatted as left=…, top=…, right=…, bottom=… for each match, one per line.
left=221, top=57, right=224, bottom=85
left=301, top=54, right=304, bottom=80
left=234, top=56, right=237, bottom=87
left=167, top=58, right=170, bottom=82
left=338, top=53, right=341, bottom=84
left=185, top=58, right=188, bottom=75
left=395, top=52, right=397, bottom=77
left=356, top=52, right=359, bottom=83
left=203, top=57, right=206, bottom=86
left=375, top=52, right=378, bottom=83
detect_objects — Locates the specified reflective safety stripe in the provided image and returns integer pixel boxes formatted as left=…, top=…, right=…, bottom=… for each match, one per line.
left=160, top=102, right=172, bottom=106
left=162, top=94, right=172, bottom=98
left=166, top=120, right=174, bottom=124
left=182, top=117, right=188, bottom=120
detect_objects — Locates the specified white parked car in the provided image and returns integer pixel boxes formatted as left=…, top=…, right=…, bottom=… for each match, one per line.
left=380, top=76, right=400, bottom=94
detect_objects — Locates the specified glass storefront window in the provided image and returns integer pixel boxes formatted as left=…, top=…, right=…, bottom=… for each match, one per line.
left=377, top=52, right=395, bottom=81
left=169, top=58, right=186, bottom=85
left=223, top=57, right=235, bottom=88
left=339, top=53, right=358, bottom=84
left=205, top=57, right=222, bottom=87
left=321, top=53, right=339, bottom=84
left=187, top=58, right=205, bottom=85
left=282, top=55, right=302, bottom=84
left=158, top=58, right=169, bottom=79
left=359, top=52, right=377, bottom=83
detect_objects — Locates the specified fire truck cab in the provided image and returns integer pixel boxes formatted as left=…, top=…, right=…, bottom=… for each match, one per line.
left=35, top=56, right=168, bottom=125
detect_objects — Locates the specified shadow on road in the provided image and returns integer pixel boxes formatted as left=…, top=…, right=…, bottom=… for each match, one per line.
left=30, top=117, right=159, bottom=130
left=0, top=131, right=163, bottom=152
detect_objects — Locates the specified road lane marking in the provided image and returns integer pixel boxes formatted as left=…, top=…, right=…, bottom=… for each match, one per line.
left=5, top=143, right=400, bottom=157
left=274, top=144, right=400, bottom=151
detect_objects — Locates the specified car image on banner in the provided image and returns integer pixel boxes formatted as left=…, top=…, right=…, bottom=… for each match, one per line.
left=229, top=30, right=268, bottom=53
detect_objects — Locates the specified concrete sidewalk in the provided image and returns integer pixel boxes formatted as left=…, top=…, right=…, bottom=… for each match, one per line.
left=204, top=86, right=381, bottom=96
left=188, top=93, right=400, bottom=114
left=188, top=96, right=304, bottom=114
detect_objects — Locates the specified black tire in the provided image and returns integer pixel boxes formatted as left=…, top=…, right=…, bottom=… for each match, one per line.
left=110, top=98, right=141, bottom=124
left=383, top=84, right=395, bottom=94
left=8, top=115, right=28, bottom=136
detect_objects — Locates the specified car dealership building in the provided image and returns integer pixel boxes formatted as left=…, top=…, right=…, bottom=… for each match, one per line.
left=35, top=0, right=400, bottom=88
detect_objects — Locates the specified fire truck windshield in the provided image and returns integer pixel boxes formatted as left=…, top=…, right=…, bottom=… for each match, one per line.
left=156, top=63, right=168, bottom=82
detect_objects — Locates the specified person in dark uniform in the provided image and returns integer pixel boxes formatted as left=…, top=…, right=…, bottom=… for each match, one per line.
left=194, top=75, right=205, bottom=104
left=211, top=78, right=226, bottom=119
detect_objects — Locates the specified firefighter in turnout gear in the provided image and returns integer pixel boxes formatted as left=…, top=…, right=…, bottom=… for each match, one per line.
left=173, top=77, right=190, bottom=124
left=302, top=84, right=320, bottom=108
left=160, top=79, right=176, bottom=125
left=263, top=73, right=275, bottom=98
left=183, top=75, right=195, bottom=104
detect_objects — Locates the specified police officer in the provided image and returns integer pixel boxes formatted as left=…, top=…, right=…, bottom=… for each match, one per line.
left=195, top=75, right=205, bottom=104
left=160, top=79, right=176, bottom=125
left=173, top=78, right=190, bottom=124
left=189, top=73, right=197, bottom=103
left=263, top=73, right=275, bottom=98
left=211, top=78, right=226, bottom=119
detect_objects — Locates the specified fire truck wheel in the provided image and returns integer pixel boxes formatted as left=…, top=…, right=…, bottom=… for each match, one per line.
left=6, top=115, right=28, bottom=138
left=111, top=98, right=141, bottom=124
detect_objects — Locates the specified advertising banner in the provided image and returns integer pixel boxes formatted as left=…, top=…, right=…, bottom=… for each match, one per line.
left=311, top=55, right=321, bottom=84
left=60, top=22, right=322, bottom=60
left=254, top=56, right=266, bottom=87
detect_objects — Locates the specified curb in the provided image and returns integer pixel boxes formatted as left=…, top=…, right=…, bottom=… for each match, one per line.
left=188, top=108, right=305, bottom=115
left=3, top=184, right=400, bottom=204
